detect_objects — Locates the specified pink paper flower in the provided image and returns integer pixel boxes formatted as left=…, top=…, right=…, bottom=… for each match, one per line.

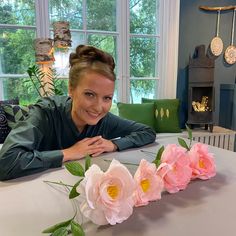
left=133, top=159, right=164, bottom=207
left=188, top=143, right=216, bottom=180
left=156, top=144, right=192, bottom=193
left=77, top=159, right=135, bottom=225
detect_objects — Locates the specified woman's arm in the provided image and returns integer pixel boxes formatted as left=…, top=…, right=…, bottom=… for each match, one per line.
left=0, top=107, right=63, bottom=181
left=103, top=113, right=156, bottom=151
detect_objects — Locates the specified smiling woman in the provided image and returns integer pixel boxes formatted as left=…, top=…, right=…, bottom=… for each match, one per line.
left=0, top=45, right=156, bottom=181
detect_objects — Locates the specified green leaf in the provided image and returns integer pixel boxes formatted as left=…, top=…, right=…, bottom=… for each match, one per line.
left=42, top=219, right=72, bottom=233
left=65, top=162, right=85, bottom=177
left=152, top=158, right=161, bottom=168
left=152, top=146, right=164, bottom=167
left=71, top=220, right=85, bottom=236
left=156, top=146, right=164, bottom=160
left=69, top=179, right=83, bottom=199
left=85, top=154, right=91, bottom=171
left=185, top=124, right=192, bottom=140
left=178, top=137, right=189, bottom=150
left=52, top=227, right=68, bottom=236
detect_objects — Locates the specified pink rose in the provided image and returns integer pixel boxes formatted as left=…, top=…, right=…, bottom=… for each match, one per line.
left=133, top=159, right=164, bottom=207
left=188, top=143, right=216, bottom=180
left=77, top=159, right=135, bottom=225
left=156, top=144, right=192, bottom=193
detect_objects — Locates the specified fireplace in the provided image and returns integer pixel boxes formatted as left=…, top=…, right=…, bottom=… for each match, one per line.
left=187, top=45, right=215, bottom=132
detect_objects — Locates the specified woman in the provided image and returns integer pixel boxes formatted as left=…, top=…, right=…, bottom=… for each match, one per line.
left=0, top=45, right=156, bottom=180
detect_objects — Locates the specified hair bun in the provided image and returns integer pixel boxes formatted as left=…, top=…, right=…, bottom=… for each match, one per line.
left=69, top=44, right=115, bottom=70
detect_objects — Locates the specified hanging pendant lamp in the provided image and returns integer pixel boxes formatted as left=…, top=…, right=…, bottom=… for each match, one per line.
left=34, top=38, right=54, bottom=64
left=53, top=21, right=72, bottom=49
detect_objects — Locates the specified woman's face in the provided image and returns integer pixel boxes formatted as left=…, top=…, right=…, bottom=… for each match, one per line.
left=69, top=72, right=115, bottom=131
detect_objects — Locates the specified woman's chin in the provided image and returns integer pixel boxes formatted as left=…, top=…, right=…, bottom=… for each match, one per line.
left=86, top=117, right=102, bottom=125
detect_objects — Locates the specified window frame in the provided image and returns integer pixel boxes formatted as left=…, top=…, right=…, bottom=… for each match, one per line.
left=0, top=0, right=180, bottom=102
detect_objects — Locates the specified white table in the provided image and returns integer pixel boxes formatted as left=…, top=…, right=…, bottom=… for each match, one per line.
left=1, top=137, right=236, bottom=236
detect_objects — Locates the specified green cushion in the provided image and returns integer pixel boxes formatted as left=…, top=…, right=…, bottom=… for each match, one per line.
left=117, top=102, right=155, bottom=129
left=142, top=98, right=181, bottom=133
left=3, top=104, right=30, bottom=129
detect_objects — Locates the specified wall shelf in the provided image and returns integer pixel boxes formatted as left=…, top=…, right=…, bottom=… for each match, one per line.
left=199, top=5, right=236, bottom=11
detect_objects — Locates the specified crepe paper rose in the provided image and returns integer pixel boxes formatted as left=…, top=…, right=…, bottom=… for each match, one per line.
left=188, top=143, right=216, bottom=180
left=133, top=159, right=164, bottom=207
left=156, top=144, right=192, bottom=193
left=77, top=159, right=135, bottom=225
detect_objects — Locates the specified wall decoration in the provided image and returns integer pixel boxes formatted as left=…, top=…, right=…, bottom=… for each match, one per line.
left=224, top=9, right=236, bottom=65
left=210, top=10, right=223, bottom=56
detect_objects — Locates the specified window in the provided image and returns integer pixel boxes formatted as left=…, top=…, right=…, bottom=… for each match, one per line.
left=0, top=0, right=179, bottom=106
left=0, top=0, right=38, bottom=104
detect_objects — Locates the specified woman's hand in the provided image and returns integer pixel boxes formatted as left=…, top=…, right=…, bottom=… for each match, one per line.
left=90, top=137, right=117, bottom=157
left=62, top=136, right=117, bottom=162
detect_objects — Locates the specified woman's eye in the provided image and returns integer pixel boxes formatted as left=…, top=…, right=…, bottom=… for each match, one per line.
left=104, top=96, right=112, bottom=101
left=85, top=92, right=94, bottom=97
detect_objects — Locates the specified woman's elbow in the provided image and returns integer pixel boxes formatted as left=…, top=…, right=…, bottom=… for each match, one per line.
left=148, top=127, right=156, bottom=142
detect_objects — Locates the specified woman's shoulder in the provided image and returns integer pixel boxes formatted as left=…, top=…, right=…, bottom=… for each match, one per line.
left=34, top=96, right=71, bottom=110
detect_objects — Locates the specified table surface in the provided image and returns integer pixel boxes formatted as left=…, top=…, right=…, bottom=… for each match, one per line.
left=1, top=137, right=236, bottom=236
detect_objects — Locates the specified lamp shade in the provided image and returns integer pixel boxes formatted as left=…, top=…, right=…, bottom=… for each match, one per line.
left=53, top=21, right=72, bottom=48
left=34, top=38, right=54, bottom=64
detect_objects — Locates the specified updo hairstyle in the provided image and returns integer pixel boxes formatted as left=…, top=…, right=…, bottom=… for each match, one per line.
left=69, top=45, right=116, bottom=89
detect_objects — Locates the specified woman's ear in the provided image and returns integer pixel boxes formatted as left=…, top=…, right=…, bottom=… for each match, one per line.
left=68, top=85, right=73, bottom=98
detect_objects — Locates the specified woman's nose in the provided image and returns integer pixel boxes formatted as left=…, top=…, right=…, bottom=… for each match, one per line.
left=93, top=98, right=103, bottom=112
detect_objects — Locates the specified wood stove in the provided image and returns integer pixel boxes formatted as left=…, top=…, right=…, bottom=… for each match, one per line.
left=187, top=45, right=215, bottom=132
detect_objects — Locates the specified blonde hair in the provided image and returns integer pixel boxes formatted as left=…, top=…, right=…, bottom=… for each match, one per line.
left=69, top=45, right=116, bottom=89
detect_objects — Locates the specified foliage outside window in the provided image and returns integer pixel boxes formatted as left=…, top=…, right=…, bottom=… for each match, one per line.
left=0, top=0, right=160, bottom=106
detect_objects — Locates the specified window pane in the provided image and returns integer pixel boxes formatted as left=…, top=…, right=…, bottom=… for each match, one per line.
left=130, top=0, right=159, bottom=34
left=130, top=37, right=158, bottom=77
left=49, top=0, right=83, bottom=29
left=0, top=76, right=68, bottom=104
left=87, top=0, right=116, bottom=31
left=0, top=0, right=35, bottom=25
left=110, top=80, right=118, bottom=115
left=53, top=32, right=85, bottom=76
left=87, top=34, right=117, bottom=71
left=130, top=79, right=158, bottom=103
left=0, top=29, right=35, bottom=74
left=0, top=77, right=38, bottom=105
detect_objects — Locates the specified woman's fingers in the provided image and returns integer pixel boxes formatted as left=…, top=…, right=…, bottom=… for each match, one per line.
left=83, top=136, right=102, bottom=145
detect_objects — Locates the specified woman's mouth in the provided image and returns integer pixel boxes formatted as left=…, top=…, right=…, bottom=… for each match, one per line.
left=86, top=111, right=101, bottom=119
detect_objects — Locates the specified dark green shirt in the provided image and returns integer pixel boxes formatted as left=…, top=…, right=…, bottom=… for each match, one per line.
left=0, top=96, right=156, bottom=180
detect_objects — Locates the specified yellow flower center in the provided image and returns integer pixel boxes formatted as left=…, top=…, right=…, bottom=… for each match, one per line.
left=172, top=165, right=177, bottom=172
left=107, top=185, right=119, bottom=199
left=141, top=179, right=150, bottom=193
left=199, top=159, right=205, bottom=169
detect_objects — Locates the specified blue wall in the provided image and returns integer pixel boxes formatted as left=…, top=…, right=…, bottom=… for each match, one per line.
left=177, top=0, right=236, bottom=128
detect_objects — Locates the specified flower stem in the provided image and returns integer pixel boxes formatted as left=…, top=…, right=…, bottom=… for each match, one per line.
left=103, top=159, right=139, bottom=166
left=43, top=180, right=73, bottom=188
left=140, top=149, right=156, bottom=156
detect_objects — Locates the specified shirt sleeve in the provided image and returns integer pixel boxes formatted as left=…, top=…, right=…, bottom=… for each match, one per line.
left=105, top=113, right=156, bottom=151
left=0, top=106, right=63, bottom=181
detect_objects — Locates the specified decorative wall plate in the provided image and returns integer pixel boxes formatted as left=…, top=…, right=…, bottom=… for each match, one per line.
left=224, top=45, right=236, bottom=64
left=210, top=10, right=223, bottom=56
left=210, top=36, right=223, bottom=56
left=224, top=9, right=236, bottom=65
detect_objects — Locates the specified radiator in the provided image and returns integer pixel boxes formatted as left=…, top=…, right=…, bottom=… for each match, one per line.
left=186, top=126, right=236, bottom=151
